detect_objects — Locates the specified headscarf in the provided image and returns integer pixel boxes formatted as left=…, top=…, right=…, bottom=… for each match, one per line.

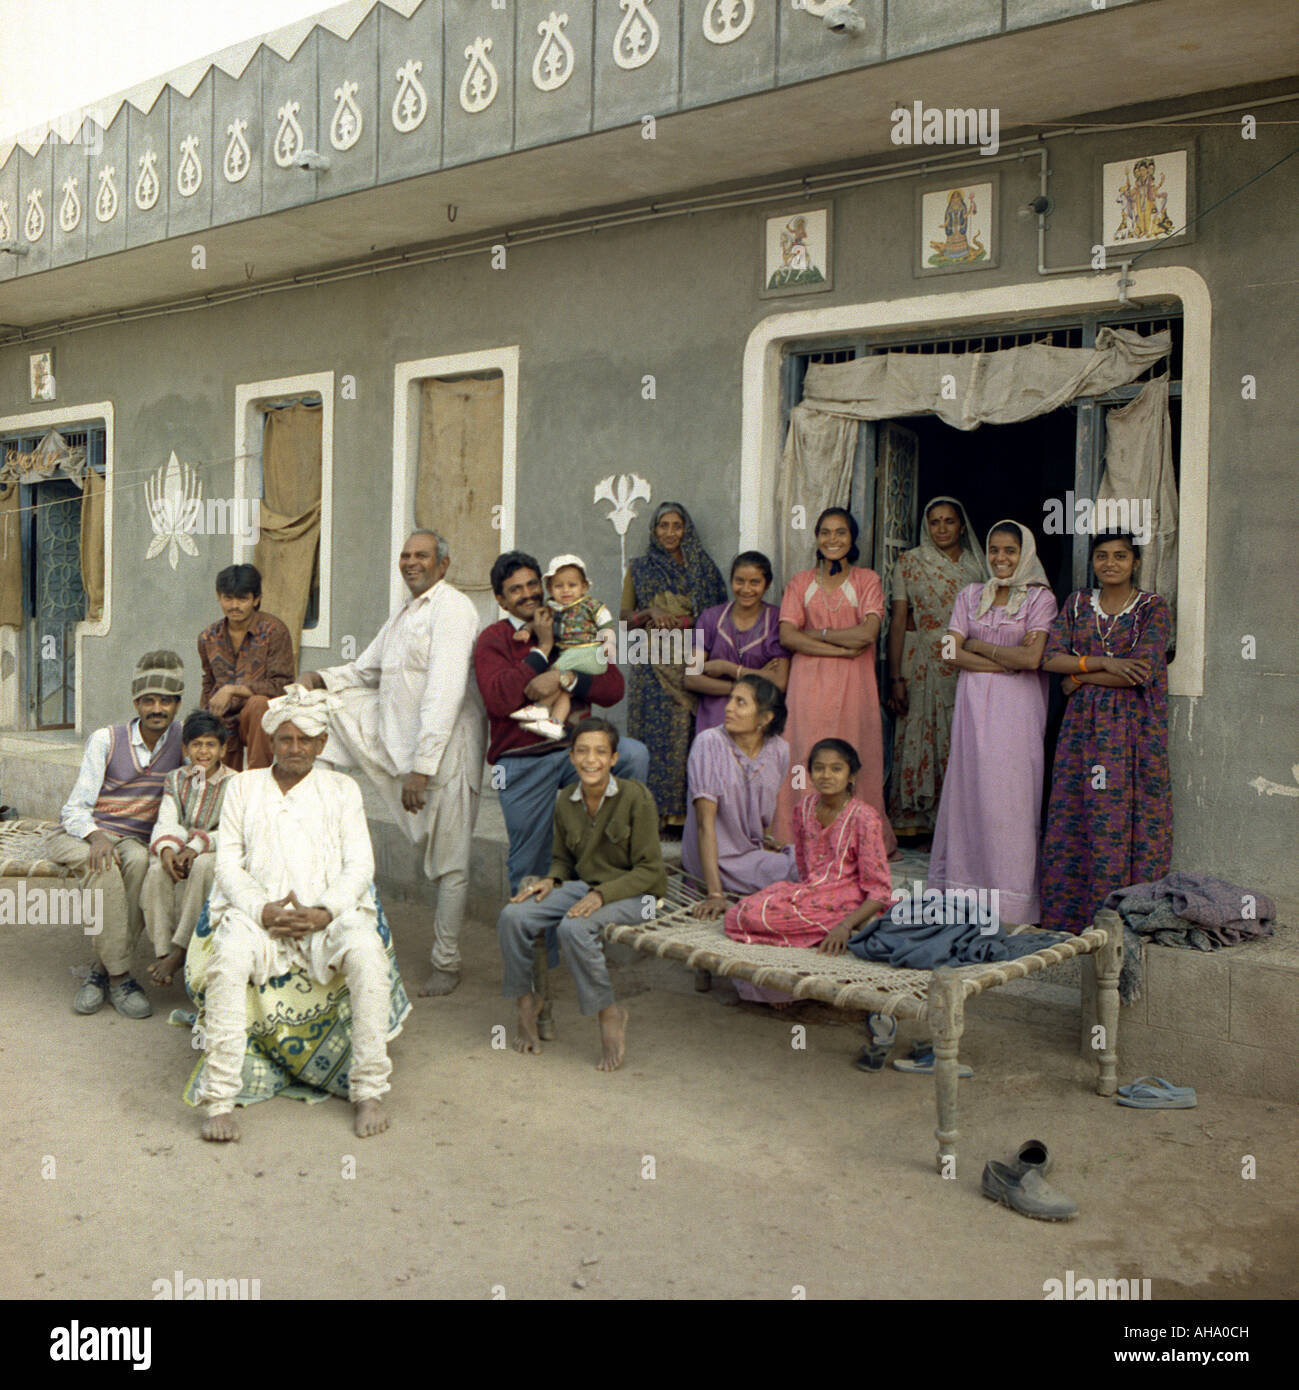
left=911, top=496, right=988, bottom=581
left=974, top=519, right=1051, bottom=618
left=261, top=683, right=339, bottom=738
left=629, top=501, right=726, bottom=613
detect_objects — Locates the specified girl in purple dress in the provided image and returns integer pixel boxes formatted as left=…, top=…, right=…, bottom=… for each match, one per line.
left=685, top=552, right=789, bottom=735
left=928, top=521, right=1058, bottom=925
left=684, top=675, right=796, bottom=921
left=1040, top=532, right=1172, bottom=933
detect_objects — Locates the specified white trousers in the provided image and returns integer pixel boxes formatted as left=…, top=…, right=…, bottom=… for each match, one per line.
left=141, top=852, right=215, bottom=953
left=322, top=686, right=482, bottom=973
left=196, top=907, right=392, bottom=1116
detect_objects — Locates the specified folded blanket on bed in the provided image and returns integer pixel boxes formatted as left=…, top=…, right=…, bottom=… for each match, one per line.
left=847, top=906, right=1068, bottom=970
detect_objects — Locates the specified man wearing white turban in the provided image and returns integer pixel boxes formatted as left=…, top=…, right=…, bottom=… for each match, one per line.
left=196, top=685, right=394, bottom=1142
left=299, top=530, right=485, bottom=999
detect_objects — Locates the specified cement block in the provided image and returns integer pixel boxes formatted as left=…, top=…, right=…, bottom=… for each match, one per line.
left=167, top=70, right=214, bottom=239
left=376, top=0, right=445, bottom=183
left=50, top=128, right=89, bottom=269
left=212, top=53, right=264, bottom=227
left=1116, top=1018, right=1187, bottom=1078
left=1261, top=1047, right=1299, bottom=1105
left=15, top=138, right=55, bottom=273
left=515, top=0, right=595, bottom=151
left=1179, top=1037, right=1267, bottom=1100
left=885, top=0, right=1002, bottom=59
left=86, top=115, right=128, bottom=260
left=316, top=7, right=380, bottom=199
left=262, top=31, right=320, bottom=214
left=777, top=0, right=883, bottom=85
left=442, top=0, right=514, bottom=168
left=1229, top=960, right=1299, bottom=1053
left=1143, top=944, right=1231, bottom=1039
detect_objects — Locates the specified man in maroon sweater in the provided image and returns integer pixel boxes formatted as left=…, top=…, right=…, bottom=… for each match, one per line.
left=474, top=551, right=651, bottom=891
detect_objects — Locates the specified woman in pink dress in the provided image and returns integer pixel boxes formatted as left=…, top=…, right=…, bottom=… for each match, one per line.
left=776, top=508, right=897, bottom=854
left=928, top=521, right=1059, bottom=924
left=726, top=739, right=892, bottom=953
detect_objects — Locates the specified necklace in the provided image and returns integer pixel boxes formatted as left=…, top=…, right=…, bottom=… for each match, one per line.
left=1090, top=587, right=1140, bottom=655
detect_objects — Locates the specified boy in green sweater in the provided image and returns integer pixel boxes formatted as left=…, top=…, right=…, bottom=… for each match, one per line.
left=498, top=717, right=666, bottom=1070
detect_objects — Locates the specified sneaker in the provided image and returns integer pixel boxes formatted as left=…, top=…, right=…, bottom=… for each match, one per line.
left=522, top=718, right=568, bottom=741
left=73, top=966, right=109, bottom=1015
left=510, top=705, right=551, bottom=722
left=107, top=976, right=153, bottom=1020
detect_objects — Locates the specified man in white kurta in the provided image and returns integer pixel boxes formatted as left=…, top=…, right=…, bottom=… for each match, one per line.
left=301, top=530, right=486, bottom=997
left=197, top=689, right=392, bottom=1141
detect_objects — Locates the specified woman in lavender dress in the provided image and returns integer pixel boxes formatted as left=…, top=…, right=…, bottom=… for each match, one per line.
left=928, top=521, right=1059, bottom=925
left=684, top=552, right=789, bottom=735
left=684, top=675, right=796, bottom=917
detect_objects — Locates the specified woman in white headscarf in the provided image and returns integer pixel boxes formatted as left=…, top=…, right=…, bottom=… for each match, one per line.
left=885, top=497, right=988, bottom=843
left=927, top=521, right=1058, bottom=925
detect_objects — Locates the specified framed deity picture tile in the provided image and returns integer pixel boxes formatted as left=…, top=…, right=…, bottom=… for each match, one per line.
left=759, top=204, right=833, bottom=298
left=29, top=349, right=55, bottom=402
left=1097, top=145, right=1194, bottom=252
left=915, top=175, right=999, bottom=276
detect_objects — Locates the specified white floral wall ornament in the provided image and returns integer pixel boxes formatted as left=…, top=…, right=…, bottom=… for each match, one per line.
left=223, top=119, right=251, bottom=182
left=274, top=102, right=305, bottom=168
left=703, top=0, right=754, bottom=44
left=392, top=60, right=428, bottom=132
left=792, top=0, right=836, bottom=15
left=532, top=13, right=575, bottom=92
left=94, top=166, right=118, bottom=221
left=1250, top=764, right=1299, bottom=799
left=330, top=80, right=363, bottom=150
left=145, top=451, right=203, bottom=569
left=614, top=0, right=660, bottom=69
left=0, top=198, right=10, bottom=241
left=177, top=135, right=203, bottom=197
left=58, top=177, right=82, bottom=232
left=459, top=37, right=499, bottom=113
left=134, top=149, right=160, bottom=209
left=24, top=188, right=45, bottom=241
left=594, top=473, right=652, bottom=577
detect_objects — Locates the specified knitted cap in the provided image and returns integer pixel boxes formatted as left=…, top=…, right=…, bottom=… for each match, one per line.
left=132, top=650, right=184, bottom=700
left=543, top=553, right=589, bottom=583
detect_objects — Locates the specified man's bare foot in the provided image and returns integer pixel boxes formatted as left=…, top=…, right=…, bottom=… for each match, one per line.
left=597, top=1003, right=628, bottom=1072
left=353, top=1099, right=389, bottom=1138
left=201, top=1112, right=240, bottom=1142
left=149, top=948, right=185, bottom=986
left=418, top=967, right=460, bottom=997
left=513, top=993, right=543, bottom=1054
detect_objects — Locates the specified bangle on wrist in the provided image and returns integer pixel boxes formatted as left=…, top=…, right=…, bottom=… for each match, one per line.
left=1078, top=655, right=1088, bottom=674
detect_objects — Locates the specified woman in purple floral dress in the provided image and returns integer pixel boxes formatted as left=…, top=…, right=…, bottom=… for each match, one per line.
left=1040, top=532, right=1173, bottom=934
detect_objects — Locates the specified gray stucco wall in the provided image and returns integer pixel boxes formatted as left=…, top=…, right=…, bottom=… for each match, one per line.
left=2, top=82, right=1296, bottom=903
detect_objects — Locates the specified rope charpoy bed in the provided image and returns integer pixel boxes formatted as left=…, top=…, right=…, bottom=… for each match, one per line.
left=0, top=820, right=76, bottom=878
left=599, top=868, right=1124, bottom=1174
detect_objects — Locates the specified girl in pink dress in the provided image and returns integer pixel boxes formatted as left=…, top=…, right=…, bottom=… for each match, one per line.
left=776, top=508, right=897, bottom=854
left=726, top=739, right=893, bottom=953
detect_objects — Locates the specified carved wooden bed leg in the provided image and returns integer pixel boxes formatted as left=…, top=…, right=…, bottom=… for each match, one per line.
left=531, top=934, right=555, bottom=1040
left=929, top=968, right=965, bottom=1176
left=1093, top=909, right=1123, bottom=1097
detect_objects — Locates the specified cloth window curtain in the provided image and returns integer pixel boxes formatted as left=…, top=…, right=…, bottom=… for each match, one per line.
left=416, top=375, right=503, bottom=593
left=780, top=327, right=1172, bottom=583
left=253, top=401, right=322, bottom=661
left=1099, top=377, right=1179, bottom=641
left=0, top=476, right=22, bottom=629
left=79, top=468, right=105, bottom=622
left=777, top=407, right=858, bottom=584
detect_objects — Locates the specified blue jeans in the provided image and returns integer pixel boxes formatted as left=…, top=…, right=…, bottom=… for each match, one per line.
left=495, top=739, right=651, bottom=891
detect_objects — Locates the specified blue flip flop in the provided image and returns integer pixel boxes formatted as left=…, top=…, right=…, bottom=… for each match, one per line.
left=1116, top=1076, right=1197, bottom=1109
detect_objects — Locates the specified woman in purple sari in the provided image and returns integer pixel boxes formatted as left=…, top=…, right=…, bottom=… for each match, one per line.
left=684, top=551, right=789, bottom=735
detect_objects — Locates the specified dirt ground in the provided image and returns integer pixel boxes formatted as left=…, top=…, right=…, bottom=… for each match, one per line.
left=3, top=897, right=1297, bottom=1301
